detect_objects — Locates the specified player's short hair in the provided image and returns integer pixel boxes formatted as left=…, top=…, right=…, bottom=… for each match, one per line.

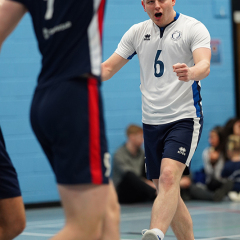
left=126, top=124, right=143, bottom=137
left=227, top=134, right=240, bottom=153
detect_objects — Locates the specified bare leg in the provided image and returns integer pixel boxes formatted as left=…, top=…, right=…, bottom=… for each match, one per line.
left=50, top=183, right=114, bottom=240
left=0, top=196, right=26, bottom=240
left=170, top=196, right=194, bottom=240
left=150, top=158, right=185, bottom=234
left=100, top=180, right=120, bottom=240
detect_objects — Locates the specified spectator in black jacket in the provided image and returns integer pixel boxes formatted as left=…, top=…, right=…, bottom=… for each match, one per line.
left=112, top=124, right=156, bottom=203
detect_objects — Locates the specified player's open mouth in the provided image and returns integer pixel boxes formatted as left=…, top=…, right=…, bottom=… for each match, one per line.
left=155, top=12, right=162, bottom=18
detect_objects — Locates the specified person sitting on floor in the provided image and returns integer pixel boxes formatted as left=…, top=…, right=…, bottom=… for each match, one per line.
left=180, top=173, right=233, bottom=202
left=222, top=134, right=240, bottom=202
left=112, top=124, right=156, bottom=204
left=202, top=126, right=225, bottom=191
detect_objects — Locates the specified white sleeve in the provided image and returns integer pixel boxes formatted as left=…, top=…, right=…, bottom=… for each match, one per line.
left=189, top=21, right=211, bottom=52
left=115, top=25, right=137, bottom=60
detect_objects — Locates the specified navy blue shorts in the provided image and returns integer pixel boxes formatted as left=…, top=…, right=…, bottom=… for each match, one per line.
left=30, top=77, right=109, bottom=185
left=143, top=117, right=203, bottom=179
left=0, top=127, right=21, bottom=199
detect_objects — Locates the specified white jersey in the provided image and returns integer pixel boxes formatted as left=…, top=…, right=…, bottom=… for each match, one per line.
left=115, top=13, right=211, bottom=125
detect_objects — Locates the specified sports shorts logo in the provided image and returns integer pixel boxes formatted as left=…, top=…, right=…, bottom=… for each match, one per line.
left=178, top=147, right=186, bottom=156
left=171, top=30, right=182, bottom=41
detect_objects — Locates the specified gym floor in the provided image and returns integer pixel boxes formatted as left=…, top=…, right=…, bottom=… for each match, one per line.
left=15, top=200, right=240, bottom=240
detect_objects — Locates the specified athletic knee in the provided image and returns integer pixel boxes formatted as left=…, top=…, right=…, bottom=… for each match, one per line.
left=107, top=182, right=121, bottom=224
left=108, top=198, right=121, bottom=225
left=13, top=215, right=26, bottom=237
left=159, top=168, right=177, bottom=190
left=16, top=215, right=26, bottom=235
left=0, top=218, right=25, bottom=240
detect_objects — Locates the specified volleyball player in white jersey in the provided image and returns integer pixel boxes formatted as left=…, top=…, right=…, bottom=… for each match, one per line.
left=102, top=0, right=211, bottom=239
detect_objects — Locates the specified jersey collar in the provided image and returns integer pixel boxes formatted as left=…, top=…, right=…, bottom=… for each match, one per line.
left=157, top=12, right=180, bottom=38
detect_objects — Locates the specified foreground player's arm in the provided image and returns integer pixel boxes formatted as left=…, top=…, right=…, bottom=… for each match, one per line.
left=101, top=53, right=129, bottom=81
left=173, top=47, right=211, bottom=82
left=0, top=0, right=27, bottom=49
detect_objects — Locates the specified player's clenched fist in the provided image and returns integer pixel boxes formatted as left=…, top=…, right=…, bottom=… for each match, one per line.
left=173, top=63, right=193, bottom=82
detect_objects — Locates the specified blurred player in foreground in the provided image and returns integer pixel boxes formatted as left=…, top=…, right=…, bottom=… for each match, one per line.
left=0, top=127, right=26, bottom=240
left=0, top=0, right=120, bottom=239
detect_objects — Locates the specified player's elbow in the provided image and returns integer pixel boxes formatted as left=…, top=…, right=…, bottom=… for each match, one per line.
left=204, top=60, right=210, bottom=78
left=206, top=66, right=210, bottom=77
left=101, top=62, right=112, bottom=81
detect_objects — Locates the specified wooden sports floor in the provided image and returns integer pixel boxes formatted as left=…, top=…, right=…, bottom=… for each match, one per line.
left=15, top=200, right=240, bottom=240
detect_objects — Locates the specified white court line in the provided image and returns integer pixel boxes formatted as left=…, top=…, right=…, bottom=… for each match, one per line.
left=21, top=232, right=54, bottom=237
left=120, top=235, right=240, bottom=240
left=121, top=216, right=150, bottom=221
left=20, top=232, right=240, bottom=239
left=26, top=219, right=64, bottom=226
left=121, top=211, right=150, bottom=217
left=197, top=234, right=240, bottom=240
left=26, top=221, right=64, bottom=230
left=24, top=209, right=232, bottom=228
left=120, top=209, right=229, bottom=222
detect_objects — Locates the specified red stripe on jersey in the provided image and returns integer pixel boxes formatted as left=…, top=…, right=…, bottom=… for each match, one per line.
left=88, top=78, right=102, bottom=184
left=98, top=0, right=106, bottom=41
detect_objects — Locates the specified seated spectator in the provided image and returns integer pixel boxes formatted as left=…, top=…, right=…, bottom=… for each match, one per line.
left=180, top=174, right=233, bottom=202
left=111, top=124, right=156, bottom=204
left=222, top=118, right=240, bottom=160
left=202, top=126, right=225, bottom=191
left=180, top=125, right=233, bottom=202
left=222, top=134, right=240, bottom=202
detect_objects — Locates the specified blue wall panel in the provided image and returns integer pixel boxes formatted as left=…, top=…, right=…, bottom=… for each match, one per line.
left=0, top=0, right=236, bottom=203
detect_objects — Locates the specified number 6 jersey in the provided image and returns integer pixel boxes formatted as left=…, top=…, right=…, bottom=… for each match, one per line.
left=115, top=12, right=211, bottom=125
left=9, top=0, right=106, bottom=87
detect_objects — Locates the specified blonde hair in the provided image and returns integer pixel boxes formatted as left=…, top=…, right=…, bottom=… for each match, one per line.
left=227, top=134, right=240, bottom=153
left=126, top=124, right=143, bottom=137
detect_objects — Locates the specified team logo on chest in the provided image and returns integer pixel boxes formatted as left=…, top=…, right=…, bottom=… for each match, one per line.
left=144, top=34, right=151, bottom=41
left=171, top=30, right=182, bottom=41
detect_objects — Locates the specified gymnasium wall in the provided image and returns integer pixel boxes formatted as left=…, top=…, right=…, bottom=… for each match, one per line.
left=0, top=0, right=235, bottom=203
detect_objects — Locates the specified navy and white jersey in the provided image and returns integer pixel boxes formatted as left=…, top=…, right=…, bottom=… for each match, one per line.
left=115, top=13, right=211, bottom=125
left=9, top=0, right=105, bottom=86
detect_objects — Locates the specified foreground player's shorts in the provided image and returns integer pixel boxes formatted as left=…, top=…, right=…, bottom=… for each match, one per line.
left=30, top=77, right=110, bottom=185
left=143, top=117, right=203, bottom=179
left=0, top=127, right=22, bottom=199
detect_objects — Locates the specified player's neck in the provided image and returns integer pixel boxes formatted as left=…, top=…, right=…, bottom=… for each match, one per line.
left=156, top=10, right=177, bottom=28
